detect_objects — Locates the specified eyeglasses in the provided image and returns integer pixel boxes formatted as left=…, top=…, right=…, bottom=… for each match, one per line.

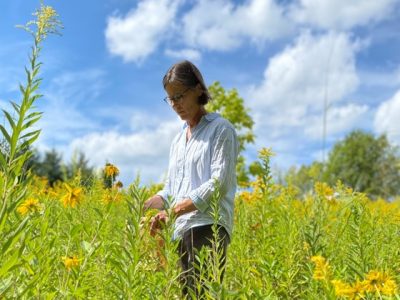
left=163, top=87, right=191, bottom=106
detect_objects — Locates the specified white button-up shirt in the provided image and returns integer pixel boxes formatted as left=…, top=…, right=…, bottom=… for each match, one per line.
left=157, top=113, right=239, bottom=240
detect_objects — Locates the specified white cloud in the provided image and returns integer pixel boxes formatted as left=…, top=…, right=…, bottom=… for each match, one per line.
left=246, top=31, right=363, bottom=165
left=69, top=118, right=182, bottom=184
left=105, top=0, right=182, bottom=63
left=182, top=0, right=292, bottom=51
left=250, top=31, right=360, bottom=110
left=165, top=48, right=202, bottom=62
left=290, top=0, right=399, bottom=30
left=37, top=69, right=106, bottom=146
left=359, top=67, right=400, bottom=88
left=304, top=104, right=369, bottom=139
left=374, top=90, right=400, bottom=145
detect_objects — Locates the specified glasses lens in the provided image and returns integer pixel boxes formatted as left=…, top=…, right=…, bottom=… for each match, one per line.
left=164, top=88, right=190, bottom=105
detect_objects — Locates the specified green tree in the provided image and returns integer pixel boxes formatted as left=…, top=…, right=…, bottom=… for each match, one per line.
left=324, top=130, right=400, bottom=198
left=62, top=151, right=95, bottom=186
left=32, top=149, right=63, bottom=186
left=284, top=162, right=324, bottom=194
left=206, top=82, right=255, bottom=186
left=28, top=148, right=94, bottom=186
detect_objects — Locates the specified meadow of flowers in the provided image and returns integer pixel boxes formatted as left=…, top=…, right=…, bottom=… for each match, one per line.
left=2, top=154, right=400, bottom=299
left=1, top=3, right=400, bottom=299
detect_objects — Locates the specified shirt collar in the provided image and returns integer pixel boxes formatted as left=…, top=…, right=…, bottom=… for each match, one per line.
left=183, top=112, right=220, bottom=129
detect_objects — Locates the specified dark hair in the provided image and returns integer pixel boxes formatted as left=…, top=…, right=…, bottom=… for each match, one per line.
left=163, top=60, right=211, bottom=105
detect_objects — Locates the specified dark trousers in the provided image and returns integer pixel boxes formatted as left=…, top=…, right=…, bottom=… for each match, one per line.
left=178, top=224, right=230, bottom=299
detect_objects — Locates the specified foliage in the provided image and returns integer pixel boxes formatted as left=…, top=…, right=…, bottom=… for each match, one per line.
left=206, top=81, right=255, bottom=187
left=28, top=149, right=94, bottom=186
left=29, top=149, right=63, bottom=186
left=1, top=151, right=400, bottom=298
left=325, top=130, right=400, bottom=198
left=2, top=4, right=400, bottom=299
left=0, top=2, right=62, bottom=297
left=285, top=130, right=400, bottom=198
left=285, top=161, right=325, bottom=194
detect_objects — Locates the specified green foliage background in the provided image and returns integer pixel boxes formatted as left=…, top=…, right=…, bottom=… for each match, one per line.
left=1, top=3, right=400, bottom=299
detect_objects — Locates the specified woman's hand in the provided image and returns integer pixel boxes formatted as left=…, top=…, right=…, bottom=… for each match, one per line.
left=149, top=210, right=169, bottom=236
left=144, top=195, right=165, bottom=211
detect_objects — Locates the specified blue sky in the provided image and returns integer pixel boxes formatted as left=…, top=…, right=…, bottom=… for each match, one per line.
left=1, top=0, right=400, bottom=185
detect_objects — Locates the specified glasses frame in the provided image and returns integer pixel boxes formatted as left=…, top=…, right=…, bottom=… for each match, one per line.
left=163, top=87, right=191, bottom=106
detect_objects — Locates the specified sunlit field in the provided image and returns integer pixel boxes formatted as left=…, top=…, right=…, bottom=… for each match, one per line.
left=1, top=3, right=400, bottom=300
left=2, top=160, right=400, bottom=299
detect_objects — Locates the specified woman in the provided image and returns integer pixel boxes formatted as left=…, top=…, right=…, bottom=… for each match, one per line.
left=144, top=60, right=239, bottom=297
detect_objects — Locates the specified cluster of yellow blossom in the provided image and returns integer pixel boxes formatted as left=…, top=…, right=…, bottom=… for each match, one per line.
left=311, top=256, right=331, bottom=281
left=62, top=256, right=80, bottom=271
left=239, top=177, right=267, bottom=205
left=258, top=147, right=274, bottom=160
left=114, top=181, right=123, bottom=189
left=102, top=190, right=122, bottom=204
left=104, top=163, right=119, bottom=178
left=17, top=198, right=42, bottom=215
left=61, top=183, right=82, bottom=208
left=314, top=182, right=334, bottom=199
left=331, top=271, right=397, bottom=298
left=311, top=256, right=398, bottom=298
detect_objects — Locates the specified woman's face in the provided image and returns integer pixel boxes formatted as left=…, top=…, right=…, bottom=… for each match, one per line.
left=165, top=81, right=203, bottom=122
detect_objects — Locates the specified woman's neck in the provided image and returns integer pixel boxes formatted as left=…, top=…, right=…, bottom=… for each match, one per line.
left=187, top=107, right=207, bottom=129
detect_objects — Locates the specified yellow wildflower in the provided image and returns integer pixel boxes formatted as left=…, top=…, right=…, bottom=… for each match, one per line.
left=17, top=198, right=42, bottom=215
left=104, top=163, right=119, bottom=177
left=314, top=182, right=334, bottom=199
left=258, top=147, right=274, bottom=158
left=62, top=256, right=80, bottom=271
left=351, top=280, right=366, bottom=299
left=240, top=191, right=254, bottom=204
left=61, top=184, right=82, bottom=208
left=331, top=280, right=356, bottom=298
left=102, top=190, right=122, bottom=204
left=303, top=241, right=310, bottom=251
left=311, top=256, right=330, bottom=281
left=114, top=180, right=123, bottom=189
left=362, top=270, right=397, bottom=296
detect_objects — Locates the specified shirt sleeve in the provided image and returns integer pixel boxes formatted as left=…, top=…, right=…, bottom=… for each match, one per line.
left=156, top=177, right=171, bottom=208
left=188, top=126, right=238, bottom=212
left=156, top=140, right=175, bottom=208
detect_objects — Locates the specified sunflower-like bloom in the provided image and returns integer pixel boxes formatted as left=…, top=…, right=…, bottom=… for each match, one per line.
left=114, top=181, right=123, bottom=189
left=104, top=163, right=119, bottom=177
left=362, top=270, right=398, bottom=296
left=62, top=256, right=80, bottom=271
left=17, top=198, right=42, bottom=215
left=331, top=280, right=357, bottom=298
left=102, top=190, right=122, bottom=204
left=61, top=184, right=82, bottom=208
left=311, top=256, right=330, bottom=281
left=315, top=182, right=334, bottom=199
left=258, top=147, right=274, bottom=158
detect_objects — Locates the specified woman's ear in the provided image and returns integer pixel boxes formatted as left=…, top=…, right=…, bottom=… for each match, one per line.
left=195, top=83, right=203, bottom=97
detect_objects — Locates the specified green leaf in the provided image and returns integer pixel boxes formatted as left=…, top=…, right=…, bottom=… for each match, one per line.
left=2, top=218, right=29, bottom=255
left=0, top=124, right=11, bottom=144
left=25, top=111, right=42, bottom=120
left=3, top=110, right=16, bottom=130
left=0, top=151, right=6, bottom=169
left=10, top=101, right=20, bottom=114
left=19, top=83, right=26, bottom=95
left=81, top=240, right=94, bottom=254
left=20, top=129, right=41, bottom=140
left=0, top=245, right=22, bottom=277
left=71, top=224, right=84, bottom=237
left=21, top=116, right=41, bottom=131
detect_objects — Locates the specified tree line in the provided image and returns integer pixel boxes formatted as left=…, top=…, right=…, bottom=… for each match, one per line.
left=1, top=82, right=399, bottom=198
